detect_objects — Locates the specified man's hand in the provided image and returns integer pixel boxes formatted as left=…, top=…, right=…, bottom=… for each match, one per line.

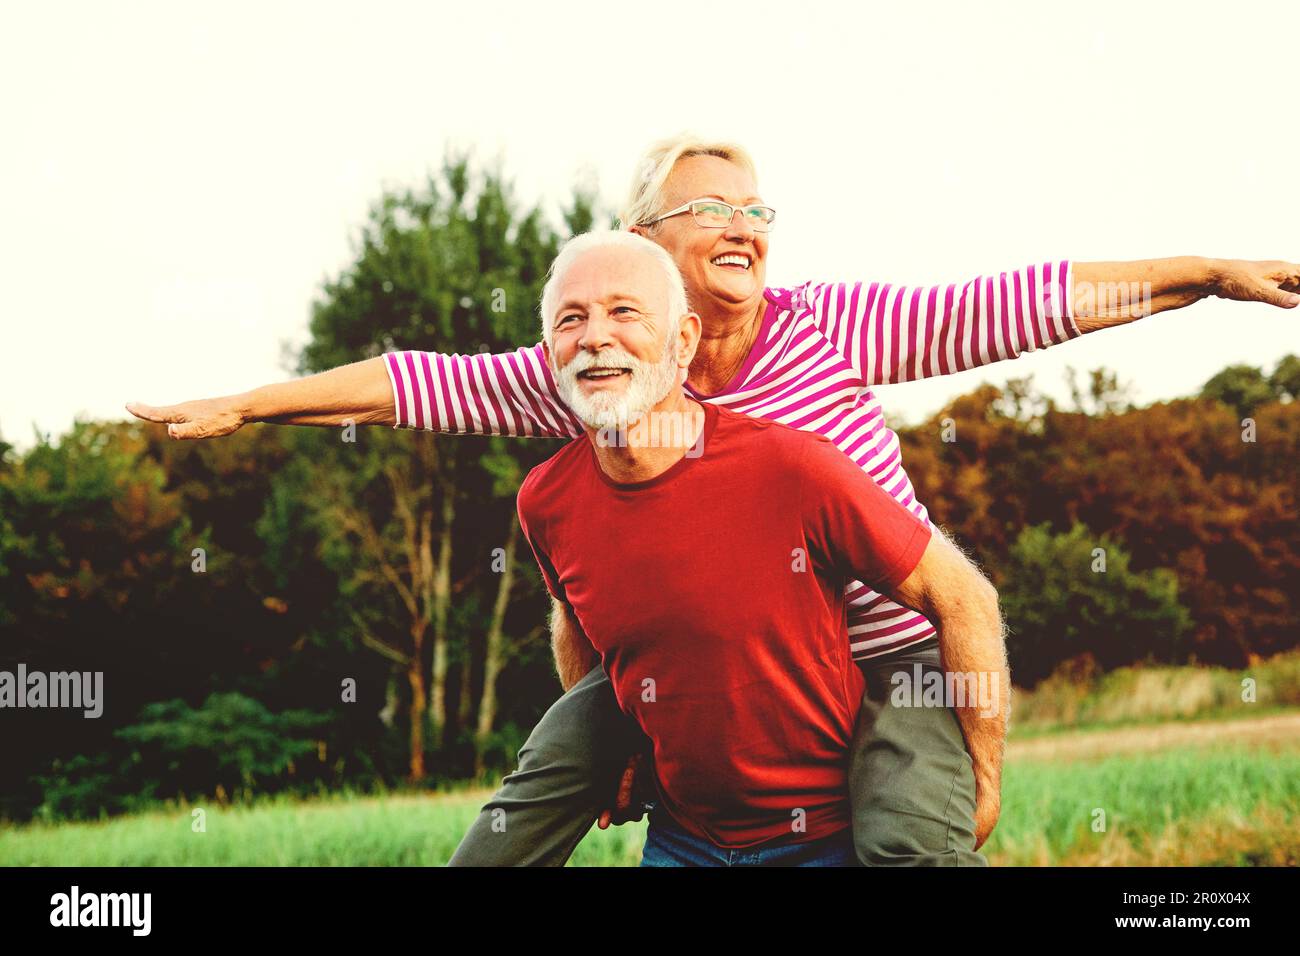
left=1210, top=259, right=1300, bottom=309
left=596, top=752, right=649, bottom=830
left=125, top=398, right=246, bottom=440
left=973, top=777, right=1001, bottom=849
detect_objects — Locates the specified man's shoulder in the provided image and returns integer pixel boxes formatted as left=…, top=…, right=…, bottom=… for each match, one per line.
left=518, top=438, right=589, bottom=511
left=711, top=404, right=839, bottom=465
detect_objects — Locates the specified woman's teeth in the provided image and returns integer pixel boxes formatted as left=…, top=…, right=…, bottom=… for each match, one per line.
left=712, top=255, right=750, bottom=269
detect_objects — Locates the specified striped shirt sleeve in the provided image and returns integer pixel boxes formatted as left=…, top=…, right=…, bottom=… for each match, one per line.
left=382, top=344, right=584, bottom=438
left=802, top=260, right=1080, bottom=385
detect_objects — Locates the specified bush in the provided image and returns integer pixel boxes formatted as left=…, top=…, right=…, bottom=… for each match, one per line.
left=1000, top=523, right=1193, bottom=685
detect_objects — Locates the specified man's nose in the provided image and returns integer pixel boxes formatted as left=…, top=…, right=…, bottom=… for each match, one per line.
left=578, top=308, right=618, bottom=350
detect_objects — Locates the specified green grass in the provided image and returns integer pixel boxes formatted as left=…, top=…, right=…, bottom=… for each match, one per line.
left=0, top=787, right=647, bottom=867
left=986, top=746, right=1300, bottom=865
left=4, top=733, right=1296, bottom=867
left=1009, top=650, right=1300, bottom=738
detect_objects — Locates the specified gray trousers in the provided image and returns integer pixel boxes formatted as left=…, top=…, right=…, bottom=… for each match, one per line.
left=448, top=636, right=985, bottom=866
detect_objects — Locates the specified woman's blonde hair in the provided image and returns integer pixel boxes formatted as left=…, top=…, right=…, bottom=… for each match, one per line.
left=617, top=133, right=759, bottom=232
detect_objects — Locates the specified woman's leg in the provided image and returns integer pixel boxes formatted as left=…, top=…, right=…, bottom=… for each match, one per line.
left=846, top=636, right=986, bottom=866
left=449, top=665, right=646, bottom=866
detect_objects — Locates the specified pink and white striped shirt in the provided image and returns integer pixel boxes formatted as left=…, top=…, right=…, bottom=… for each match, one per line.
left=384, top=261, right=1078, bottom=660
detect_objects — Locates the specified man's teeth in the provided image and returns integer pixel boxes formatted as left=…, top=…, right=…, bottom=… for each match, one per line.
left=581, top=369, right=628, bottom=378
left=712, top=255, right=750, bottom=269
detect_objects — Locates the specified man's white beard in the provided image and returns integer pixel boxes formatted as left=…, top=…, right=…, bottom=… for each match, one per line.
left=554, top=336, right=681, bottom=431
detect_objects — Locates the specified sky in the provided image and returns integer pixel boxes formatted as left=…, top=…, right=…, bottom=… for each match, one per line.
left=2, top=0, right=1297, bottom=450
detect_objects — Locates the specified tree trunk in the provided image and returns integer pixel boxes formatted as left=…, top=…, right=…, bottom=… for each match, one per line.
left=429, top=483, right=454, bottom=746
left=475, top=512, right=519, bottom=776
left=406, top=642, right=427, bottom=782
left=457, top=635, right=475, bottom=729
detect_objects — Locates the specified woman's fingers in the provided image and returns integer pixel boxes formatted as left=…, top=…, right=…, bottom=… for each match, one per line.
left=1257, top=279, right=1300, bottom=308
left=126, top=400, right=243, bottom=439
left=125, top=401, right=190, bottom=424
left=1272, top=261, right=1300, bottom=295
left=167, top=421, right=204, bottom=440
left=1218, top=261, right=1300, bottom=308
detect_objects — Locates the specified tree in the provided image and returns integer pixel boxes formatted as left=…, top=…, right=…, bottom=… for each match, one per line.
left=998, top=523, right=1193, bottom=685
left=290, top=154, right=593, bottom=780
left=1200, top=364, right=1275, bottom=417
left=1268, top=354, right=1300, bottom=402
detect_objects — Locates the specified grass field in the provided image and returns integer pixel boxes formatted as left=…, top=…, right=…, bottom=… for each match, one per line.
left=4, top=711, right=1296, bottom=867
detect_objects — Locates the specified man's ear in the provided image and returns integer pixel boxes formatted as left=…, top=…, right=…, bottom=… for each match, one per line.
left=677, top=311, right=702, bottom=368
left=627, top=223, right=648, bottom=239
left=542, top=338, right=553, bottom=369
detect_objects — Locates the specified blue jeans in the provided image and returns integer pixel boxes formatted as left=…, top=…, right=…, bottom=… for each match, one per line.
left=639, top=808, right=860, bottom=867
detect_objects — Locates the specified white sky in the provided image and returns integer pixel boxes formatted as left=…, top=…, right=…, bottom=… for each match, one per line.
left=2, top=0, right=1297, bottom=450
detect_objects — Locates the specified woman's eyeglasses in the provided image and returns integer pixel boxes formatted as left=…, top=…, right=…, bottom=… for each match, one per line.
left=645, top=199, right=776, bottom=232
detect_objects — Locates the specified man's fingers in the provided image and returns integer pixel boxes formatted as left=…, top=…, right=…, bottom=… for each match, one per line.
left=597, top=809, right=612, bottom=830
left=973, top=795, right=1000, bottom=850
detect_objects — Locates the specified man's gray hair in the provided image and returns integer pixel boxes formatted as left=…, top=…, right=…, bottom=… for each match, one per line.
left=539, top=230, right=690, bottom=349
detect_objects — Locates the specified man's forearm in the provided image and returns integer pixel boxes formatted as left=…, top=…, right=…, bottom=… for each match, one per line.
left=890, top=531, right=1008, bottom=802
left=235, top=356, right=396, bottom=427
left=932, top=588, right=1008, bottom=803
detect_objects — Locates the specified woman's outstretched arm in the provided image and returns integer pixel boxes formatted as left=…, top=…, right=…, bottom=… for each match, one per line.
left=804, top=256, right=1299, bottom=386
left=126, top=356, right=396, bottom=439
left=127, top=343, right=584, bottom=440
left=1069, top=257, right=1300, bottom=331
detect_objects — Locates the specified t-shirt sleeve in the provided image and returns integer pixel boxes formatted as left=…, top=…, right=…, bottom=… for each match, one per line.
left=798, top=435, right=932, bottom=592
left=516, top=471, right=567, bottom=604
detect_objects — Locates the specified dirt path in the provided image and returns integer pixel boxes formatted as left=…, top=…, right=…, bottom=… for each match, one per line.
left=1008, top=711, right=1300, bottom=762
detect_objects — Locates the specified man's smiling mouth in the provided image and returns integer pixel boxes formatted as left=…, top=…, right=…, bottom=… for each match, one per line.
left=578, top=368, right=631, bottom=381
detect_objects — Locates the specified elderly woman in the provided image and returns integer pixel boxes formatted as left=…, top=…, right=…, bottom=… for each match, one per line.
left=127, top=135, right=1300, bottom=866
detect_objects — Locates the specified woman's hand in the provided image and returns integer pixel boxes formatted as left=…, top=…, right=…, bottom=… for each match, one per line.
left=125, top=397, right=247, bottom=440
left=1210, top=259, right=1300, bottom=309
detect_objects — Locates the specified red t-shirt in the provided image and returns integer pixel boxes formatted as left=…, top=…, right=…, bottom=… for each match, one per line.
left=517, top=399, right=931, bottom=848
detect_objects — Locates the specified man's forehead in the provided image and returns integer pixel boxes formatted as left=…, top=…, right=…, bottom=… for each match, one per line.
left=554, top=247, right=664, bottom=311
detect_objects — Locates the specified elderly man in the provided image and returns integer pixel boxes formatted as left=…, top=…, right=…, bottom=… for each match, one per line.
left=510, top=229, right=1001, bottom=864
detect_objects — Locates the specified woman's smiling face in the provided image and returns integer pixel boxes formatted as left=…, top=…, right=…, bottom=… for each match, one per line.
left=632, top=154, right=770, bottom=314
